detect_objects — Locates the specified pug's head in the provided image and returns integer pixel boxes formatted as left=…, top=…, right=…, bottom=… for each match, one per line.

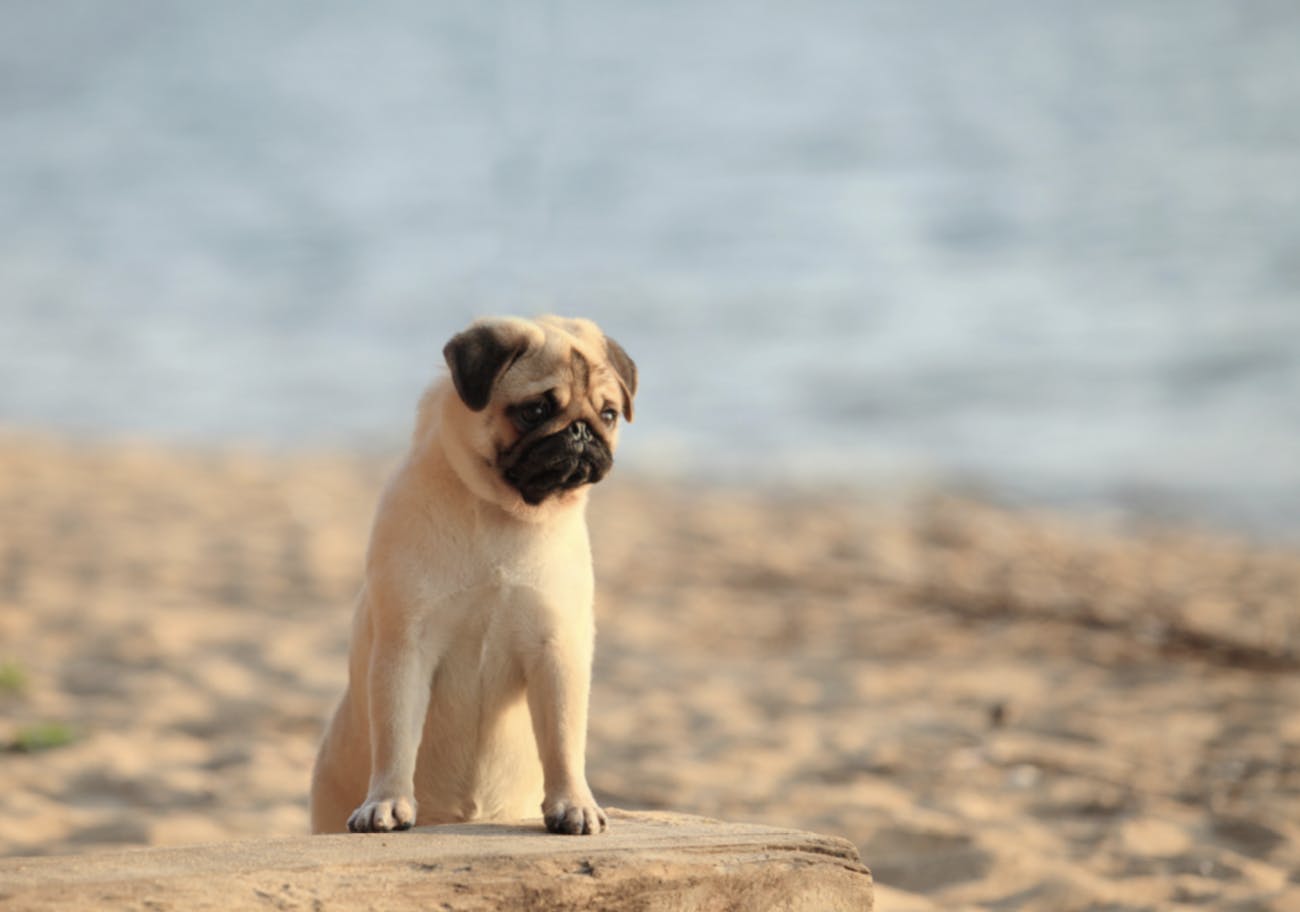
left=439, top=316, right=636, bottom=514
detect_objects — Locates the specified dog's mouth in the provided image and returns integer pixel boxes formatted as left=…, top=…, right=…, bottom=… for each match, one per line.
left=502, top=421, right=613, bottom=505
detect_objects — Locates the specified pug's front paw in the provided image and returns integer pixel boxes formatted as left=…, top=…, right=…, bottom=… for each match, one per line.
left=347, top=795, right=417, bottom=833
left=543, top=793, right=607, bottom=835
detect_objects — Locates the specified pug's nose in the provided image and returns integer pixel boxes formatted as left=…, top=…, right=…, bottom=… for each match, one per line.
left=568, top=421, right=593, bottom=445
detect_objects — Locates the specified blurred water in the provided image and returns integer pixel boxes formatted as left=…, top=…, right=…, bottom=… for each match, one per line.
left=2, top=1, right=1298, bottom=536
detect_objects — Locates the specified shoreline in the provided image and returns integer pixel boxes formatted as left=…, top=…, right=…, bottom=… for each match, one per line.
left=4, top=426, right=1295, bottom=547
left=1, top=432, right=1298, bottom=910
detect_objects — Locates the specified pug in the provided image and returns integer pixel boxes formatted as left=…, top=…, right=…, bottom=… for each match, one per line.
left=309, top=315, right=636, bottom=836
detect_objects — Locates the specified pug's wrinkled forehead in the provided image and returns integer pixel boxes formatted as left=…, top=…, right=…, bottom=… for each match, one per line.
left=536, top=316, right=636, bottom=420
left=509, top=342, right=609, bottom=410
left=444, top=315, right=636, bottom=421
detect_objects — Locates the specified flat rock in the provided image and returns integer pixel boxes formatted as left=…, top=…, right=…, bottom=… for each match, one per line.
left=0, top=810, right=873, bottom=911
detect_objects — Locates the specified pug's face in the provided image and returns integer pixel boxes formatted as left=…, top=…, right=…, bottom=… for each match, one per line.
left=441, top=316, right=637, bottom=511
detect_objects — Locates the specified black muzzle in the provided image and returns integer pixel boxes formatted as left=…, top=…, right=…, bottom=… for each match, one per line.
left=502, top=421, right=613, bottom=505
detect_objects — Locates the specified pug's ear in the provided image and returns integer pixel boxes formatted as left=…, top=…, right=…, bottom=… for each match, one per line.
left=443, top=322, right=531, bottom=412
left=603, top=335, right=638, bottom=421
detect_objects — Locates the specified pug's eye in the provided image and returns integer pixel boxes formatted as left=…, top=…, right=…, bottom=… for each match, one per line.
left=599, top=407, right=618, bottom=426
left=513, top=398, right=553, bottom=430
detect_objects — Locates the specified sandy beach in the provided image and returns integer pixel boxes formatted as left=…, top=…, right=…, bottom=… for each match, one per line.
left=1, top=431, right=1298, bottom=910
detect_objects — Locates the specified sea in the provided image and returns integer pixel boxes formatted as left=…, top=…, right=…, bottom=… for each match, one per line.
left=2, top=1, right=1298, bottom=538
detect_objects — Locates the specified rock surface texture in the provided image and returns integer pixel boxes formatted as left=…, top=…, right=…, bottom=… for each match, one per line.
left=0, top=810, right=873, bottom=911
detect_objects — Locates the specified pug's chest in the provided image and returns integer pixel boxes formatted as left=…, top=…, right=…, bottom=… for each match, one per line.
left=458, top=518, right=592, bottom=599
left=441, top=561, right=594, bottom=644
left=415, top=513, right=594, bottom=658
left=426, top=575, right=589, bottom=704
left=427, top=538, right=591, bottom=631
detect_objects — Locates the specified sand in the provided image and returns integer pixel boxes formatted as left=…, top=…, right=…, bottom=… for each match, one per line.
left=1, top=432, right=1298, bottom=910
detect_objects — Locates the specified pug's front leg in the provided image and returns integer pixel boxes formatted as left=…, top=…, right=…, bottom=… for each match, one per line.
left=526, top=634, right=606, bottom=835
left=348, top=625, right=434, bottom=833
